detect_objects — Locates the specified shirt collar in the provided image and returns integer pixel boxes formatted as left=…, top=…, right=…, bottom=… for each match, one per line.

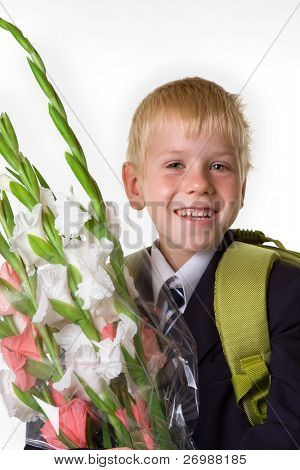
left=150, top=239, right=217, bottom=308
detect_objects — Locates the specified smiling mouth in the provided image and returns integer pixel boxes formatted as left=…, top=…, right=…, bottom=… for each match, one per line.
left=174, top=208, right=218, bottom=221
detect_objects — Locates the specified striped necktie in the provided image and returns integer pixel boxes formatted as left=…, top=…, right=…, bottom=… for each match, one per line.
left=157, top=275, right=185, bottom=333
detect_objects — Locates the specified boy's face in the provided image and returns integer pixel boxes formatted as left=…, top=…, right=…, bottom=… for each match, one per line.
left=123, top=116, right=247, bottom=269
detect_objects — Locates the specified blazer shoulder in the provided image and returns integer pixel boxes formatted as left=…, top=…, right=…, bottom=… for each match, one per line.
left=267, top=258, right=300, bottom=333
left=124, top=246, right=151, bottom=277
left=269, top=258, right=300, bottom=289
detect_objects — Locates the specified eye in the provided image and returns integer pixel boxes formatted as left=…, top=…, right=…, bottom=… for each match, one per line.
left=211, top=163, right=227, bottom=171
left=166, top=162, right=184, bottom=169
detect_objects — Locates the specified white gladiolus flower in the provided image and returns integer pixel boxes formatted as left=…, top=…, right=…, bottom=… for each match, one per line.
left=115, top=313, right=138, bottom=358
left=9, top=203, right=47, bottom=272
left=53, top=187, right=91, bottom=241
left=75, top=266, right=114, bottom=310
left=90, top=297, right=119, bottom=332
left=40, top=187, right=56, bottom=213
left=65, top=238, right=115, bottom=310
left=53, top=345, right=104, bottom=401
left=95, top=338, right=122, bottom=383
left=93, top=313, right=138, bottom=359
left=53, top=324, right=91, bottom=365
left=0, top=369, right=42, bottom=422
left=0, top=174, right=14, bottom=192
left=52, top=363, right=74, bottom=394
left=33, top=264, right=74, bottom=326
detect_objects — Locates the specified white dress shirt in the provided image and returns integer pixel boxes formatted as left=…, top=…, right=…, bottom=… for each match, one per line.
left=150, top=240, right=217, bottom=313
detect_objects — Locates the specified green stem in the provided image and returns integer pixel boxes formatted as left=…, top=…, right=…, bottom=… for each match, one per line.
left=39, top=382, right=54, bottom=405
left=37, top=325, right=64, bottom=379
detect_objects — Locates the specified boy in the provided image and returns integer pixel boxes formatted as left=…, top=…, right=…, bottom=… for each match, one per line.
left=121, top=76, right=300, bottom=449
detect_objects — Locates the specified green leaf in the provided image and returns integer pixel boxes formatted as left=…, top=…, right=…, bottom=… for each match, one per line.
left=42, top=210, right=63, bottom=254
left=49, top=298, right=83, bottom=322
left=147, top=392, right=176, bottom=449
left=27, top=59, right=67, bottom=120
left=20, top=157, right=40, bottom=201
left=0, top=201, right=10, bottom=239
left=75, top=373, right=115, bottom=415
left=64, top=151, right=99, bottom=200
left=101, top=419, right=113, bottom=449
left=0, top=277, right=35, bottom=318
left=121, top=345, right=149, bottom=389
left=65, top=152, right=106, bottom=223
left=12, top=383, right=45, bottom=415
left=49, top=298, right=100, bottom=342
left=39, top=382, right=54, bottom=405
left=10, top=181, right=37, bottom=210
left=0, top=133, right=19, bottom=170
left=2, top=315, right=19, bottom=335
left=1, top=191, right=15, bottom=236
left=58, top=430, right=78, bottom=449
left=25, top=357, right=57, bottom=380
left=28, top=234, right=65, bottom=264
left=49, top=104, right=86, bottom=166
left=33, top=165, right=50, bottom=189
left=0, top=232, right=23, bottom=273
left=0, top=318, right=15, bottom=338
left=84, top=217, right=108, bottom=240
left=68, top=263, right=82, bottom=284
left=0, top=18, right=46, bottom=73
left=5, top=167, right=23, bottom=184
left=0, top=113, right=19, bottom=154
left=67, top=264, right=82, bottom=293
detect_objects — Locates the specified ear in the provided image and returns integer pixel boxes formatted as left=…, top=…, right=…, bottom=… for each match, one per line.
left=241, top=177, right=247, bottom=208
left=122, top=162, right=145, bottom=210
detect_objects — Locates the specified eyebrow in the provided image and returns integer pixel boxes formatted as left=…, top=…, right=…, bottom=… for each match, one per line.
left=157, top=149, right=235, bottom=158
left=157, top=149, right=187, bottom=157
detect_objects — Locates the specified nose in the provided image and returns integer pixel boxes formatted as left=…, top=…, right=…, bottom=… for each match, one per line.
left=182, top=165, right=215, bottom=195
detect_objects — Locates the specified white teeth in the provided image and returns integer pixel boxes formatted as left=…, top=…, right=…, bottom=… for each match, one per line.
left=175, top=208, right=214, bottom=218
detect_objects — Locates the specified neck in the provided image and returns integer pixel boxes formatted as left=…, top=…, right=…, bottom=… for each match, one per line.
left=156, top=235, right=223, bottom=271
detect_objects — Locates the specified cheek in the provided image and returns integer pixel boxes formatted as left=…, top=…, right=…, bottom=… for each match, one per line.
left=222, top=183, right=243, bottom=215
left=220, top=176, right=242, bottom=198
left=144, top=175, right=174, bottom=203
left=145, top=182, right=174, bottom=227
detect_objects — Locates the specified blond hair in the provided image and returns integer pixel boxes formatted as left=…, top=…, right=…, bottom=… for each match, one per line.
left=126, top=76, right=253, bottom=180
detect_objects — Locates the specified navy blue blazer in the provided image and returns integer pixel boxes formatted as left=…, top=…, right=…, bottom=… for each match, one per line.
left=25, top=229, right=300, bottom=450
left=127, top=228, right=300, bottom=450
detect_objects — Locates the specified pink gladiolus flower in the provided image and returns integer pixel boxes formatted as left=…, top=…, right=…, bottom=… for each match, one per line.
left=0, top=262, right=22, bottom=289
left=1, top=321, right=41, bottom=391
left=131, top=397, right=154, bottom=450
left=40, top=420, right=68, bottom=450
left=115, top=407, right=129, bottom=430
left=50, top=386, right=67, bottom=407
left=101, top=322, right=116, bottom=340
left=141, top=323, right=167, bottom=368
left=41, top=398, right=88, bottom=449
left=0, top=262, right=22, bottom=316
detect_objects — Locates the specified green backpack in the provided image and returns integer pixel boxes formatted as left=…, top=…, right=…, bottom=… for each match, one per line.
left=214, top=229, right=300, bottom=426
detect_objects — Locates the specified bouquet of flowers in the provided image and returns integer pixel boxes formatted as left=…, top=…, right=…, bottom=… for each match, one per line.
left=0, top=18, right=199, bottom=450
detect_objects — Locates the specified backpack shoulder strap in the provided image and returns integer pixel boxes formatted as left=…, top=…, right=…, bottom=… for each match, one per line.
left=214, top=240, right=281, bottom=425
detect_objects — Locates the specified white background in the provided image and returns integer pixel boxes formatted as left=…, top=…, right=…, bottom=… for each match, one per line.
left=0, top=0, right=299, bottom=449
